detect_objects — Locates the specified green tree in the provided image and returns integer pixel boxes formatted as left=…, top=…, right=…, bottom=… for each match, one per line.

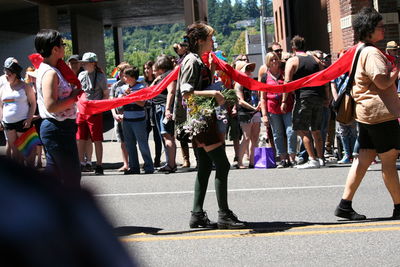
left=245, top=0, right=260, bottom=19
left=232, top=0, right=245, bottom=22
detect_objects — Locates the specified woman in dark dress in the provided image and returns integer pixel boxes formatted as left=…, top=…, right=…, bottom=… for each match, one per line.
left=175, top=22, right=246, bottom=229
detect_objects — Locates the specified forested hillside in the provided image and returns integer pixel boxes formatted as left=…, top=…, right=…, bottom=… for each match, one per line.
left=103, top=0, right=273, bottom=76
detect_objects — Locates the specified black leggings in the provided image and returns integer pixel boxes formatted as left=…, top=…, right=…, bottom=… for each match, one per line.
left=192, top=145, right=231, bottom=212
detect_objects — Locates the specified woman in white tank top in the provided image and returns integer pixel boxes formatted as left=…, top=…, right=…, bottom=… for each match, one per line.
left=34, top=29, right=81, bottom=188
left=0, top=59, right=36, bottom=164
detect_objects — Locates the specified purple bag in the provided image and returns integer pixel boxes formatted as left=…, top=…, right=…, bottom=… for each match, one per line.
left=254, top=147, right=276, bottom=169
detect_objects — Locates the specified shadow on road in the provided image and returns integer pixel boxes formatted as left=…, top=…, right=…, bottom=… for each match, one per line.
left=114, top=217, right=396, bottom=237
left=114, top=226, right=163, bottom=237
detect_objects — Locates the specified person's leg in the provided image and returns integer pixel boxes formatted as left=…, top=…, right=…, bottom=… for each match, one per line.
left=180, top=141, right=191, bottom=167
left=192, top=147, right=213, bottom=212
left=380, top=149, right=400, bottom=204
left=311, top=130, right=324, bottom=159
left=40, top=119, right=81, bottom=188
left=283, top=112, right=297, bottom=163
left=132, top=120, right=154, bottom=173
left=207, top=145, right=230, bottom=211
left=5, top=129, right=18, bottom=161
left=151, top=106, right=163, bottom=167
left=84, top=140, right=93, bottom=165
left=122, top=121, right=140, bottom=173
left=249, top=122, right=261, bottom=166
left=298, top=130, right=316, bottom=159
left=269, top=113, right=287, bottom=162
left=163, top=133, right=176, bottom=168
left=237, top=123, right=252, bottom=168
left=93, top=141, right=103, bottom=170
left=342, top=149, right=377, bottom=200
left=120, top=142, right=129, bottom=170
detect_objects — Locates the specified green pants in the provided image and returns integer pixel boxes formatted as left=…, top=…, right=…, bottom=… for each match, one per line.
left=192, top=145, right=230, bottom=212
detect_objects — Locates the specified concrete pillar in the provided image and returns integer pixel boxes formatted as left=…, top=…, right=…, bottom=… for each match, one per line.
left=38, top=4, right=58, bottom=30
left=113, top=26, right=124, bottom=66
left=70, top=12, right=106, bottom=71
left=184, top=0, right=209, bottom=26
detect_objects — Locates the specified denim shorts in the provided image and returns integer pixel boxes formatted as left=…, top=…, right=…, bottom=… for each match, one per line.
left=154, top=104, right=174, bottom=136
left=292, top=96, right=324, bottom=131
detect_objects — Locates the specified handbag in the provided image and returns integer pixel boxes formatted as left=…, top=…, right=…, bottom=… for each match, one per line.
left=333, top=43, right=370, bottom=124
left=254, top=147, right=276, bottom=169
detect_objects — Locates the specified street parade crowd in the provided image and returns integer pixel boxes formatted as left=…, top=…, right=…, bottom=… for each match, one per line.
left=0, top=7, right=399, bottom=229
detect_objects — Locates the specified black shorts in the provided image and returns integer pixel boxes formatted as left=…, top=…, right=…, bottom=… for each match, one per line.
left=358, top=120, right=400, bottom=154
left=292, top=96, right=324, bottom=131
left=3, top=120, right=29, bottom=133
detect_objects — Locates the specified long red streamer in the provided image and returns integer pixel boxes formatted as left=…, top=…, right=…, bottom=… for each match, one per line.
left=78, top=45, right=358, bottom=115
left=77, top=67, right=180, bottom=115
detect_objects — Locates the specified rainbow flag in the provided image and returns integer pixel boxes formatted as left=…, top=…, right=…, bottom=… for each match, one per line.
left=15, top=126, right=41, bottom=157
left=110, top=67, right=120, bottom=79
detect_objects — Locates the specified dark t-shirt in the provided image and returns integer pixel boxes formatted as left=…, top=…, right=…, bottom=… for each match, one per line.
left=152, top=71, right=171, bottom=105
left=293, top=55, right=325, bottom=99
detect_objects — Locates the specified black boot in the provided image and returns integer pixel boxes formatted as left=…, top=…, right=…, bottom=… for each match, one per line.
left=217, top=210, right=246, bottom=229
left=334, top=206, right=366, bottom=220
left=189, top=211, right=217, bottom=229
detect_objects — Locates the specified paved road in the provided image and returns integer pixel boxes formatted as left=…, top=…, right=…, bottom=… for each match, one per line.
left=82, top=156, right=400, bottom=267
left=2, top=129, right=399, bottom=266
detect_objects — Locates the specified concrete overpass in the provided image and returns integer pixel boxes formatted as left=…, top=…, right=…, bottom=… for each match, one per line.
left=0, top=0, right=208, bottom=71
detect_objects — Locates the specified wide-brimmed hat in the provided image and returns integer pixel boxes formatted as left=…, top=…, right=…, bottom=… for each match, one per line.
left=235, top=61, right=256, bottom=73
left=386, top=41, right=399, bottom=50
left=81, top=52, right=98, bottom=63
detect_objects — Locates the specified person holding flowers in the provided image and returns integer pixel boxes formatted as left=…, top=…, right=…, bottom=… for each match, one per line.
left=174, top=22, right=246, bottom=229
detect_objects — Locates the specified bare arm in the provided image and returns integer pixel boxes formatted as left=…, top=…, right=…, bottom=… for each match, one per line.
left=23, top=83, right=37, bottom=128
left=234, top=83, right=256, bottom=111
left=165, top=81, right=176, bottom=120
left=42, top=70, right=80, bottom=113
left=258, top=65, right=267, bottom=82
left=281, top=57, right=298, bottom=112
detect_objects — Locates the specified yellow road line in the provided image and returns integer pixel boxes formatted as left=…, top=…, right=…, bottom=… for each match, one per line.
left=123, top=221, right=400, bottom=237
left=121, top=226, right=400, bottom=243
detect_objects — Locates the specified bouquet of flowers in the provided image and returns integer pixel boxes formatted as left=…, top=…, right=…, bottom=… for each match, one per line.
left=179, top=88, right=238, bottom=139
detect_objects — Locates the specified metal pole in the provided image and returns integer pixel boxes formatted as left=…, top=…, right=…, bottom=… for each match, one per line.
left=260, top=0, right=266, bottom=63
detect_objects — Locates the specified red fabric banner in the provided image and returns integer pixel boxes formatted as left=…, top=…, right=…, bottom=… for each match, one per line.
left=211, top=45, right=357, bottom=93
left=77, top=46, right=358, bottom=115
left=77, top=67, right=180, bottom=115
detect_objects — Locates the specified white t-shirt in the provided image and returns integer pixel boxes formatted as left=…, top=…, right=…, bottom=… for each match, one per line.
left=1, top=82, right=29, bottom=123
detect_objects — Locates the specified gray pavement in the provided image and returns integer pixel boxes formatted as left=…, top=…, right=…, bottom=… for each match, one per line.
left=81, top=134, right=400, bottom=267
left=2, top=129, right=400, bottom=266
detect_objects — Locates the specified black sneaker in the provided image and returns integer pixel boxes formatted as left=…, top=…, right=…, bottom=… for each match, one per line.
left=189, top=211, right=217, bottom=229
left=277, top=160, right=286, bottom=169
left=217, top=210, right=246, bottom=229
left=85, top=163, right=93, bottom=172
left=334, top=206, right=366, bottom=220
left=94, top=165, right=104, bottom=175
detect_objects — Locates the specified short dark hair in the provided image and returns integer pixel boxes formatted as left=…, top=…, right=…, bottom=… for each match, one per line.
left=291, top=35, right=305, bottom=51
left=124, top=67, right=139, bottom=80
left=35, top=29, right=63, bottom=58
left=153, top=55, right=174, bottom=72
left=353, top=7, right=382, bottom=42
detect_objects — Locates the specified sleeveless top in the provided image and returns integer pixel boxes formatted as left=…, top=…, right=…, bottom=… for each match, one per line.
left=1, top=82, right=29, bottom=123
left=292, top=55, right=325, bottom=99
left=238, top=86, right=259, bottom=115
left=36, top=63, right=76, bottom=121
